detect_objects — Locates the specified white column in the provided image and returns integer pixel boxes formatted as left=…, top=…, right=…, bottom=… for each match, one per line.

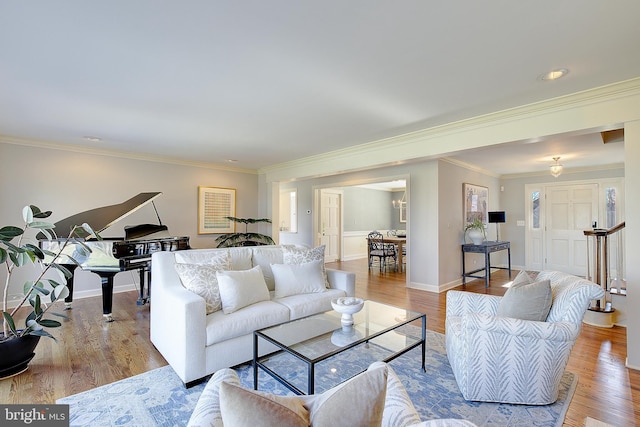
left=625, top=120, right=640, bottom=369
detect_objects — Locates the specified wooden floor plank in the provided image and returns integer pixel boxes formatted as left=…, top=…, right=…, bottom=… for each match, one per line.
left=0, top=259, right=637, bottom=426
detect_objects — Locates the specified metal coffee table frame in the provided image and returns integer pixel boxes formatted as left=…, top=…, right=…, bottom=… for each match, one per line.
left=253, top=300, right=426, bottom=395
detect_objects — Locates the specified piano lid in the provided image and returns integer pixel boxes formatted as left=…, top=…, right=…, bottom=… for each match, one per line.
left=51, top=192, right=163, bottom=238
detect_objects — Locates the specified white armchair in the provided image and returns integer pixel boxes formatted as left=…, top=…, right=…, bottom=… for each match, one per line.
left=187, top=362, right=476, bottom=427
left=445, top=270, right=604, bottom=405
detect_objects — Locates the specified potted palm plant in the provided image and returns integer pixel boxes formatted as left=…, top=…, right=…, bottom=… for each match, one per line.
left=214, top=217, right=275, bottom=247
left=0, top=205, right=97, bottom=378
left=464, top=217, right=486, bottom=245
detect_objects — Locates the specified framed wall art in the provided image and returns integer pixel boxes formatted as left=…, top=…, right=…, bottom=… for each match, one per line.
left=463, top=183, right=488, bottom=226
left=399, top=202, right=407, bottom=223
left=198, top=186, right=236, bottom=234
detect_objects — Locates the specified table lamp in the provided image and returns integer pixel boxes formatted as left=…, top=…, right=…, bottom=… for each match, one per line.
left=488, top=211, right=506, bottom=242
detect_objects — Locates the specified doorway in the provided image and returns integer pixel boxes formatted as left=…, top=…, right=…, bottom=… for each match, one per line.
left=319, top=189, right=341, bottom=262
left=525, top=178, right=624, bottom=276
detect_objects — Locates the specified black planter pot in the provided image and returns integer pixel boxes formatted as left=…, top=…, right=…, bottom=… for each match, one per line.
left=0, top=333, right=41, bottom=379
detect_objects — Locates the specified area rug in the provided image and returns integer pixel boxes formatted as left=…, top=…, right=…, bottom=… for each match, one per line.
left=57, top=329, right=577, bottom=427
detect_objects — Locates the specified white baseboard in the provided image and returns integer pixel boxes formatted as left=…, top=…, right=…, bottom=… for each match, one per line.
left=2, top=282, right=138, bottom=309
left=69, top=283, right=139, bottom=302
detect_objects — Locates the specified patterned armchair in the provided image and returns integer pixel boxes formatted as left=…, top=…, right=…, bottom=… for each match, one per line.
left=445, top=271, right=604, bottom=405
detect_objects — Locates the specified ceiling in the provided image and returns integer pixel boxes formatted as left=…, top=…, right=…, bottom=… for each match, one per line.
left=0, top=2, right=637, bottom=174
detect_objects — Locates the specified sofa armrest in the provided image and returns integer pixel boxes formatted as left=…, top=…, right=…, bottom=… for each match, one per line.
left=187, top=368, right=240, bottom=427
left=150, top=251, right=208, bottom=384
left=445, top=290, right=501, bottom=318
left=326, top=268, right=356, bottom=297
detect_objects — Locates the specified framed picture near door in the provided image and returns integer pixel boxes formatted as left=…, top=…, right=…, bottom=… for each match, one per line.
left=399, top=202, right=407, bottom=223
left=463, top=183, right=488, bottom=226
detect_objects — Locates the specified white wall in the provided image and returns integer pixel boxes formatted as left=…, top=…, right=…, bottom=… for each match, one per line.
left=0, top=143, right=258, bottom=302
left=261, top=79, right=640, bottom=368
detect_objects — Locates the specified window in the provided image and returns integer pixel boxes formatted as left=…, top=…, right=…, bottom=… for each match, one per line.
left=532, top=191, right=540, bottom=229
left=605, top=187, right=616, bottom=228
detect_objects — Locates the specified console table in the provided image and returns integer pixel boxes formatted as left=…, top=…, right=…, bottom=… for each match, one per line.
left=461, top=241, right=511, bottom=287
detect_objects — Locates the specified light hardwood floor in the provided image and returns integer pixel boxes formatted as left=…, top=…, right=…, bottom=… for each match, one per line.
left=1, top=259, right=638, bottom=426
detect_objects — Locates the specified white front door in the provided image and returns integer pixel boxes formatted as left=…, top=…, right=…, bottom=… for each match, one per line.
left=545, top=183, right=598, bottom=275
left=320, top=190, right=341, bottom=262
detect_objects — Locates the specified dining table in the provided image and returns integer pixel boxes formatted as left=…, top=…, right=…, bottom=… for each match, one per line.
left=367, top=235, right=406, bottom=272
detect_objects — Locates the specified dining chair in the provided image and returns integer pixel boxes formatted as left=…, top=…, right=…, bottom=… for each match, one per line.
left=368, top=231, right=397, bottom=271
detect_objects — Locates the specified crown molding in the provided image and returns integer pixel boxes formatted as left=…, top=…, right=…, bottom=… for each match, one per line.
left=260, top=77, right=640, bottom=181
left=439, top=157, right=501, bottom=178
left=0, top=135, right=257, bottom=175
left=500, top=163, right=625, bottom=180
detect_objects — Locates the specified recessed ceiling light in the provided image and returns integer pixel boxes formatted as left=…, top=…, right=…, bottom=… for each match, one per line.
left=83, top=136, right=102, bottom=142
left=538, top=68, right=569, bottom=81
left=226, top=159, right=238, bottom=163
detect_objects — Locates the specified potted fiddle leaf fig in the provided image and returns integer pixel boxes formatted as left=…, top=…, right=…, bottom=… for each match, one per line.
left=464, top=217, right=486, bottom=245
left=0, top=205, right=97, bottom=378
left=214, top=217, right=275, bottom=247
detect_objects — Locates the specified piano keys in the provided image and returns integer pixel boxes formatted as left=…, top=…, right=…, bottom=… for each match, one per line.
left=39, top=192, right=189, bottom=321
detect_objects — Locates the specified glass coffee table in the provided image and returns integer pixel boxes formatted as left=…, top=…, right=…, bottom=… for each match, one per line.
left=253, top=300, right=426, bottom=395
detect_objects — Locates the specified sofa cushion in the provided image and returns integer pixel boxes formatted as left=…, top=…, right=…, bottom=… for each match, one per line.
left=227, top=247, right=253, bottom=270
left=251, top=246, right=285, bottom=291
left=175, top=248, right=229, bottom=265
left=205, top=300, right=290, bottom=345
left=283, top=245, right=329, bottom=287
left=496, top=276, right=552, bottom=321
left=275, top=288, right=346, bottom=320
left=272, top=260, right=327, bottom=299
left=174, top=252, right=230, bottom=314
left=218, top=363, right=388, bottom=427
left=216, top=265, right=270, bottom=314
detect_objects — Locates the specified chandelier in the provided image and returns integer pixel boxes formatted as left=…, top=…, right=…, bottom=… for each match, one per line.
left=550, top=157, right=563, bottom=178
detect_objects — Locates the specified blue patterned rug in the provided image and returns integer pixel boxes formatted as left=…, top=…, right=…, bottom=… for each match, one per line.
left=57, top=329, right=576, bottom=426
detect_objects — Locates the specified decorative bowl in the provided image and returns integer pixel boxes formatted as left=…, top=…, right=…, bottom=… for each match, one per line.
left=331, top=325, right=363, bottom=347
left=331, top=297, right=364, bottom=325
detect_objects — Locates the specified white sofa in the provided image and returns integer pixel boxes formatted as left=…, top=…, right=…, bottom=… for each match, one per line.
left=150, top=245, right=356, bottom=386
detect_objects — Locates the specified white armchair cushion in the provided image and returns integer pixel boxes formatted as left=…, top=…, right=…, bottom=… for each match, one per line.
left=216, top=265, right=270, bottom=314
left=272, top=260, right=327, bottom=298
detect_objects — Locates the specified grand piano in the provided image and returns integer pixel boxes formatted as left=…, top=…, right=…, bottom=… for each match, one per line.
left=39, top=192, right=190, bottom=321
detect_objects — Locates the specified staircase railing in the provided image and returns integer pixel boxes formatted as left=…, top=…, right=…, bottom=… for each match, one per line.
left=583, top=221, right=625, bottom=313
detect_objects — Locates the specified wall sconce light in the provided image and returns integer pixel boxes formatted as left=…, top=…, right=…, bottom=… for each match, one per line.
left=550, top=157, right=563, bottom=178
left=392, top=192, right=406, bottom=209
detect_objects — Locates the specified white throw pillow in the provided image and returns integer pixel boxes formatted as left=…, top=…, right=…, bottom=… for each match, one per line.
left=216, top=265, right=270, bottom=314
left=282, top=245, right=329, bottom=287
left=497, top=277, right=552, bottom=321
left=272, top=260, right=327, bottom=299
left=174, top=252, right=230, bottom=314
left=219, top=363, right=388, bottom=427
